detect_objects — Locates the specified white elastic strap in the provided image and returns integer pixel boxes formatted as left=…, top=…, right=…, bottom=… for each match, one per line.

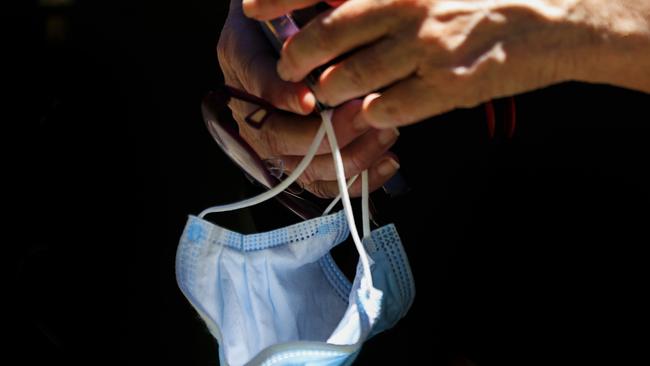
left=198, top=109, right=374, bottom=288
left=321, top=110, right=374, bottom=289
left=361, top=170, right=370, bottom=239
left=322, top=175, right=358, bottom=216
left=198, top=123, right=326, bottom=218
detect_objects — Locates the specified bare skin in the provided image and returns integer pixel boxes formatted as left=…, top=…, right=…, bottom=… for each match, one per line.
left=218, top=0, right=400, bottom=198
left=243, top=0, right=650, bottom=128
left=220, top=0, right=649, bottom=197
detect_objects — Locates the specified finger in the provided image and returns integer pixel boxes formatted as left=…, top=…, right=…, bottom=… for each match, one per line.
left=360, top=38, right=514, bottom=127
left=222, top=10, right=316, bottom=115
left=242, top=51, right=316, bottom=115
left=314, top=36, right=418, bottom=106
left=305, top=155, right=401, bottom=198
left=277, top=0, right=401, bottom=82
left=283, top=127, right=399, bottom=183
left=361, top=78, right=462, bottom=128
left=232, top=99, right=370, bottom=156
left=243, top=0, right=322, bottom=21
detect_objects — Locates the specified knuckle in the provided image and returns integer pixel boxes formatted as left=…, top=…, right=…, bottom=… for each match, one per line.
left=281, top=45, right=300, bottom=75
left=418, top=27, right=451, bottom=53
left=417, top=21, right=460, bottom=57
left=342, top=61, right=368, bottom=91
left=373, top=101, right=406, bottom=126
left=306, top=181, right=335, bottom=199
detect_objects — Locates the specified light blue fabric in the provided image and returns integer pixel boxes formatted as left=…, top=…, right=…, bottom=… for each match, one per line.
left=176, top=210, right=415, bottom=366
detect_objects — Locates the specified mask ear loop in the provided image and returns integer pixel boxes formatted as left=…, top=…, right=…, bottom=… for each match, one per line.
left=198, top=108, right=374, bottom=289
left=321, top=110, right=374, bottom=290
left=198, top=123, right=326, bottom=218
left=198, top=121, right=357, bottom=219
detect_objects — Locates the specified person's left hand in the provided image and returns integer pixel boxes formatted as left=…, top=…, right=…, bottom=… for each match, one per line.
left=244, top=0, right=594, bottom=128
left=218, top=0, right=401, bottom=198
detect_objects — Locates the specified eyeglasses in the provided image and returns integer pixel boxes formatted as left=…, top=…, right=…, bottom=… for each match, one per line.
left=203, top=85, right=362, bottom=221
left=201, top=85, right=515, bottom=220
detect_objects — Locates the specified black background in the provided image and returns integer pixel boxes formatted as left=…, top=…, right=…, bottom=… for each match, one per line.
left=19, top=1, right=650, bottom=365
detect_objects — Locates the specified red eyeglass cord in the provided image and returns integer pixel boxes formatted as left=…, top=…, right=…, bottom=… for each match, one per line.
left=485, top=97, right=517, bottom=140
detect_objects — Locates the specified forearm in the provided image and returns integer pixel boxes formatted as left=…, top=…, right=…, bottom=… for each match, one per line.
left=568, top=0, right=650, bottom=92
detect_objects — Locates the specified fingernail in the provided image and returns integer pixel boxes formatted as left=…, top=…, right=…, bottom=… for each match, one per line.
left=301, top=92, right=316, bottom=114
left=378, top=128, right=399, bottom=146
left=242, top=0, right=257, bottom=18
left=377, top=157, right=400, bottom=177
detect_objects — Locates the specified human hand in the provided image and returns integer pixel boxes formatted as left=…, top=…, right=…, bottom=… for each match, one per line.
left=218, top=1, right=400, bottom=198
left=244, top=0, right=650, bottom=128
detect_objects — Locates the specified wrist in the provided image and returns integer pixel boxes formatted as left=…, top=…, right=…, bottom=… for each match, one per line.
left=565, top=0, right=650, bottom=92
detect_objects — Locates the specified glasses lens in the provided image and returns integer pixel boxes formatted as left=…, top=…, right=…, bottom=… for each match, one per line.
left=202, top=91, right=278, bottom=189
left=201, top=89, right=339, bottom=221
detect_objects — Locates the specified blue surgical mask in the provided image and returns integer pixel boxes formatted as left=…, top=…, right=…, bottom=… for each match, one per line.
left=176, top=110, right=415, bottom=365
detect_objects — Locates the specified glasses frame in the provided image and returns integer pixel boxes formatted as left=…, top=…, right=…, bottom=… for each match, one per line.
left=203, top=86, right=346, bottom=220
left=202, top=84, right=516, bottom=221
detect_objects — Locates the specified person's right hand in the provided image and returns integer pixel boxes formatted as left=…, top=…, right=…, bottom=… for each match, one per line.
left=217, top=0, right=400, bottom=198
